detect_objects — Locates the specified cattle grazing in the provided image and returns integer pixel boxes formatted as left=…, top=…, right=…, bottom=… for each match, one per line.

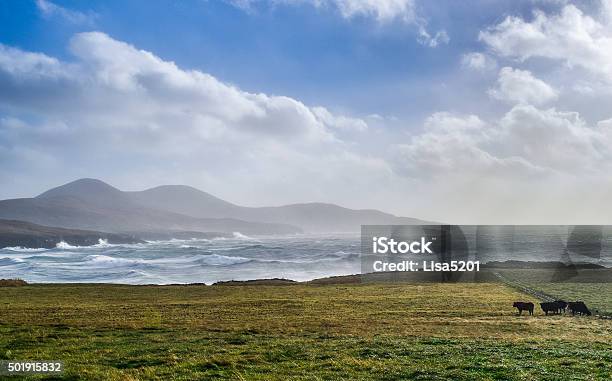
left=540, top=300, right=568, bottom=315
left=540, top=302, right=559, bottom=315
left=568, top=301, right=591, bottom=316
left=554, top=300, right=567, bottom=314
left=513, top=301, right=534, bottom=316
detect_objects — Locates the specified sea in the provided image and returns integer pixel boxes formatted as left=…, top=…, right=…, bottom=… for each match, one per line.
left=0, top=233, right=361, bottom=284
left=1, top=226, right=612, bottom=284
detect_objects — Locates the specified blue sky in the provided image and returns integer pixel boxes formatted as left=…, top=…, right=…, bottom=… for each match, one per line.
left=2, top=0, right=612, bottom=223
left=0, top=0, right=552, bottom=119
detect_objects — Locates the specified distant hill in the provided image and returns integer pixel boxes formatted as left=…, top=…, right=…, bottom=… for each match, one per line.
left=0, top=179, right=300, bottom=235
left=127, top=185, right=427, bottom=232
left=0, top=219, right=143, bottom=249
left=0, top=178, right=427, bottom=235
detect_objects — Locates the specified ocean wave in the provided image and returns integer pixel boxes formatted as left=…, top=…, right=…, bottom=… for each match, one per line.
left=79, top=253, right=252, bottom=268
left=232, top=232, right=253, bottom=240
left=55, top=241, right=81, bottom=249
left=82, top=255, right=142, bottom=266
left=1, top=246, right=47, bottom=253
left=328, top=251, right=359, bottom=259
left=179, top=244, right=203, bottom=249
left=146, top=238, right=210, bottom=245
left=211, top=232, right=257, bottom=241
left=92, top=238, right=114, bottom=248
left=196, top=254, right=252, bottom=266
left=53, top=239, right=142, bottom=250
left=208, top=244, right=280, bottom=252
left=0, top=257, right=25, bottom=265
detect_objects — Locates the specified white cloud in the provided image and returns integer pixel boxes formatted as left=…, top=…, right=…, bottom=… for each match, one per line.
left=417, top=28, right=449, bottom=48
left=395, top=105, right=607, bottom=179
left=597, top=117, right=612, bottom=129
left=329, top=0, right=418, bottom=23
left=0, top=32, right=394, bottom=209
left=461, top=52, right=497, bottom=71
left=479, top=1, right=612, bottom=80
left=394, top=112, right=541, bottom=178
left=229, top=0, right=418, bottom=22
left=496, top=104, right=605, bottom=172
left=226, top=0, right=448, bottom=47
left=312, top=107, right=368, bottom=131
left=388, top=104, right=612, bottom=223
left=36, top=0, right=96, bottom=25
left=4, top=30, right=612, bottom=223
left=488, top=67, right=558, bottom=105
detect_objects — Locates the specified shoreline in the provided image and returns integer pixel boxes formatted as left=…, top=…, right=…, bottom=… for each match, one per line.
left=4, top=262, right=612, bottom=287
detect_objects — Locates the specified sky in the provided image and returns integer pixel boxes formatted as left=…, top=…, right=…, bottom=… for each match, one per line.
left=1, top=0, right=612, bottom=223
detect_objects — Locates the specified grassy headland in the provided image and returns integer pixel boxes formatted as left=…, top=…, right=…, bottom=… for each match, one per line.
left=1, top=282, right=611, bottom=380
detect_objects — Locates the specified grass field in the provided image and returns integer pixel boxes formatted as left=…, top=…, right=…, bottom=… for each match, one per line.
left=523, top=283, right=612, bottom=316
left=495, top=269, right=612, bottom=315
left=1, top=283, right=611, bottom=380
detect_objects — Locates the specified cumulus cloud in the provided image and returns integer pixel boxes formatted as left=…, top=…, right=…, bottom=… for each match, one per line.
left=312, top=107, right=368, bottom=131
left=3, top=28, right=612, bottom=223
left=0, top=32, right=392, bottom=208
left=393, top=112, right=542, bottom=179
left=389, top=103, right=612, bottom=223
left=395, top=105, right=608, bottom=179
left=488, top=67, right=558, bottom=105
left=479, top=2, right=612, bottom=80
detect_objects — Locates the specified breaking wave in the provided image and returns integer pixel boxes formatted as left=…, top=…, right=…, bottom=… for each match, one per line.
left=1, top=235, right=362, bottom=284
left=56, top=241, right=80, bottom=249
left=0, top=257, right=25, bottom=265
left=232, top=232, right=253, bottom=240
left=197, top=254, right=252, bottom=266
left=1, top=246, right=47, bottom=252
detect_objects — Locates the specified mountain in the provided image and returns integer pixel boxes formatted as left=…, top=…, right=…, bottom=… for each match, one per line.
left=0, top=219, right=143, bottom=249
left=128, top=185, right=427, bottom=232
left=0, top=178, right=426, bottom=235
left=0, top=179, right=300, bottom=235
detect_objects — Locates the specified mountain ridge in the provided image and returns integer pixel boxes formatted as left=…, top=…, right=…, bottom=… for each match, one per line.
left=1, top=178, right=428, bottom=234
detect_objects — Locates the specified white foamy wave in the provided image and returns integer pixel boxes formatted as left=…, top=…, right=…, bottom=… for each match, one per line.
left=56, top=239, right=114, bottom=249
left=232, top=232, right=253, bottom=240
left=93, top=238, right=111, bottom=247
left=198, top=254, right=251, bottom=266
left=2, top=246, right=47, bottom=253
left=330, top=251, right=359, bottom=259
left=56, top=241, right=80, bottom=249
left=0, top=257, right=25, bottom=265
left=84, top=255, right=141, bottom=266
left=145, top=238, right=208, bottom=245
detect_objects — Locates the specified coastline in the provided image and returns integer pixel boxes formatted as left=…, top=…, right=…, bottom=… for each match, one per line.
left=4, top=261, right=612, bottom=286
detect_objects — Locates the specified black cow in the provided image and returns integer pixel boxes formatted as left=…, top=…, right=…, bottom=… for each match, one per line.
left=540, top=302, right=559, bottom=315
left=554, top=300, right=567, bottom=314
left=513, top=301, right=534, bottom=316
left=568, top=301, right=591, bottom=316
left=541, top=300, right=568, bottom=315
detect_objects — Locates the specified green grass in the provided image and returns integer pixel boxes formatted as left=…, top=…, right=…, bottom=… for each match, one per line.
left=495, top=269, right=612, bottom=315
left=1, top=283, right=611, bottom=380
left=525, top=283, right=612, bottom=315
